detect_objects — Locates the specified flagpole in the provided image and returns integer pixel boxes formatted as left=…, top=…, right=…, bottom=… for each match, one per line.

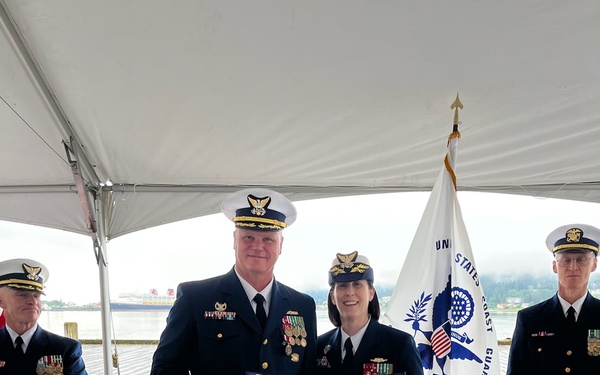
left=382, top=94, right=500, bottom=375
left=452, top=93, right=463, bottom=132
left=446, top=94, right=462, bottom=191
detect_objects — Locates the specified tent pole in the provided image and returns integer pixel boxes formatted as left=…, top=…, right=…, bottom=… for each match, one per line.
left=65, top=139, right=113, bottom=373
left=95, top=190, right=113, bottom=375
left=97, top=244, right=113, bottom=375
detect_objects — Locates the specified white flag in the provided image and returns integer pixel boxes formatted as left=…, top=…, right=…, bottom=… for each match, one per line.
left=382, top=123, right=500, bottom=375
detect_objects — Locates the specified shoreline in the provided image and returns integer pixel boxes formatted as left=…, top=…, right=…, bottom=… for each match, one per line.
left=77, top=338, right=513, bottom=345
left=46, top=306, right=523, bottom=313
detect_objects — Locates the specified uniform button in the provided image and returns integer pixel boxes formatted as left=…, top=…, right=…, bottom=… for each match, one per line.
left=537, top=348, right=542, bottom=352
left=263, top=339, right=268, bottom=345
left=566, top=350, right=572, bottom=356
left=217, top=333, right=223, bottom=339
left=262, top=362, right=269, bottom=370
left=565, top=367, right=571, bottom=373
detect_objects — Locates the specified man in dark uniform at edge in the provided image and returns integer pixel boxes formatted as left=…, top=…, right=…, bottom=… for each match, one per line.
left=507, top=224, right=600, bottom=374
left=0, top=258, right=87, bottom=374
left=150, top=188, right=317, bottom=375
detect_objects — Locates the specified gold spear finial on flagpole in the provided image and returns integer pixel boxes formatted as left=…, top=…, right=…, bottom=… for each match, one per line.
left=446, top=93, right=462, bottom=189
left=451, top=93, right=463, bottom=132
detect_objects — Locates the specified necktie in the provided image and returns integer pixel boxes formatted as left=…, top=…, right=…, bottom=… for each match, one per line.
left=15, top=336, right=25, bottom=355
left=253, top=293, right=267, bottom=331
left=567, top=306, right=576, bottom=323
left=343, top=337, right=354, bottom=365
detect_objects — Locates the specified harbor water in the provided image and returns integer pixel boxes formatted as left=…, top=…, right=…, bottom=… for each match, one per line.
left=39, top=309, right=518, bottom=341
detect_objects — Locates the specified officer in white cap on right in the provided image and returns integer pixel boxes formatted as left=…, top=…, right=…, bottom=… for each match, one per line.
left=507, top=224, right=600, bottom=374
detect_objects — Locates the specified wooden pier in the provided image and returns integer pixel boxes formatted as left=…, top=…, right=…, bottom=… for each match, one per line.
left=81, top=342, right=511, bottom=374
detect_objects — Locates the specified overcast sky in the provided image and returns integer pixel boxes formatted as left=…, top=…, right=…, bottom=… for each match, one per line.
left=1, top=191, right=599, bottom=304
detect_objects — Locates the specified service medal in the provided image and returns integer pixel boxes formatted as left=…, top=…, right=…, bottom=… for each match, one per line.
left=36, top=355, right=64, bottom=374
left=285, top=326, right=293, bottom=337
left=588, top=329, right=600, bottom=356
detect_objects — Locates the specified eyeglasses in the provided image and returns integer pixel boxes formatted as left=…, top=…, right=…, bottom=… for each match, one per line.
left=556, top=256, right=594, bottom=268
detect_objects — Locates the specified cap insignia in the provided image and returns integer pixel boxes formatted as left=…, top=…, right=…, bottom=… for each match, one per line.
left=329, top=251, right=371, bottom=276
left=336, top=251, right=358, bottom=268
left=329, top=265, right=345, bottom=277
left=22, top=263, right=42, bottom=281
left=247, top=194, right=271, bottom=216
left=566, top=228, right=582, bottom=243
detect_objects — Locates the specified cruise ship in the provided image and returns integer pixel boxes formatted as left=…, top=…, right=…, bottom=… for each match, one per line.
left=110, top=288, right=175, bottom=310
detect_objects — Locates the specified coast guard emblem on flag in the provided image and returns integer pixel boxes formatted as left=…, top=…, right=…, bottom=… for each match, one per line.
left=404, top=276, right=483, bottom=374
left=382, top=96, right=500, bottom=375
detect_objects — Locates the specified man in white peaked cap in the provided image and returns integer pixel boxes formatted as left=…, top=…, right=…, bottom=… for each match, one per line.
left=0, top=258, right=87, bottom=374
left=508, top=224, right=600, bottom=374
left=151, top=188, right=317, bottom=375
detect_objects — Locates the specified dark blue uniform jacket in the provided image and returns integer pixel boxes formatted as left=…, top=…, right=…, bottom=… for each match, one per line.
left=0, top=325, right=87, bottom=375
left=151, top=267, right=317, bottom=375
left=507, top=292, right=600, bottom=375
left=316, top=318, right=424, bottom=375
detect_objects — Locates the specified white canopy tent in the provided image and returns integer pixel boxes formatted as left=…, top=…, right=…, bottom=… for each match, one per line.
left=1, top=1, right=599, bottom=373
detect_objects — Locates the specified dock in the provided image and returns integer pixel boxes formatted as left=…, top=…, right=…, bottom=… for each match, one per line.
left=83, top=344, right=155, bottom=375
left=82, top=342, right=511, bottom=374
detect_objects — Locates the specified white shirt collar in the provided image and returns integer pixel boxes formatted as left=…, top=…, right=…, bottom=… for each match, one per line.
left=5, top=323, right=37, bottom=352
left=557, top=293, right=586, bottom=321
left=340, top=316, right=371, bottom=358
left=235, top=268, right=274, bottom=315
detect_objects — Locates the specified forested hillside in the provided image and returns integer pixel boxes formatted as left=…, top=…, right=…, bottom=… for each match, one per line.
left=307, top=273, right=600, bottom=310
